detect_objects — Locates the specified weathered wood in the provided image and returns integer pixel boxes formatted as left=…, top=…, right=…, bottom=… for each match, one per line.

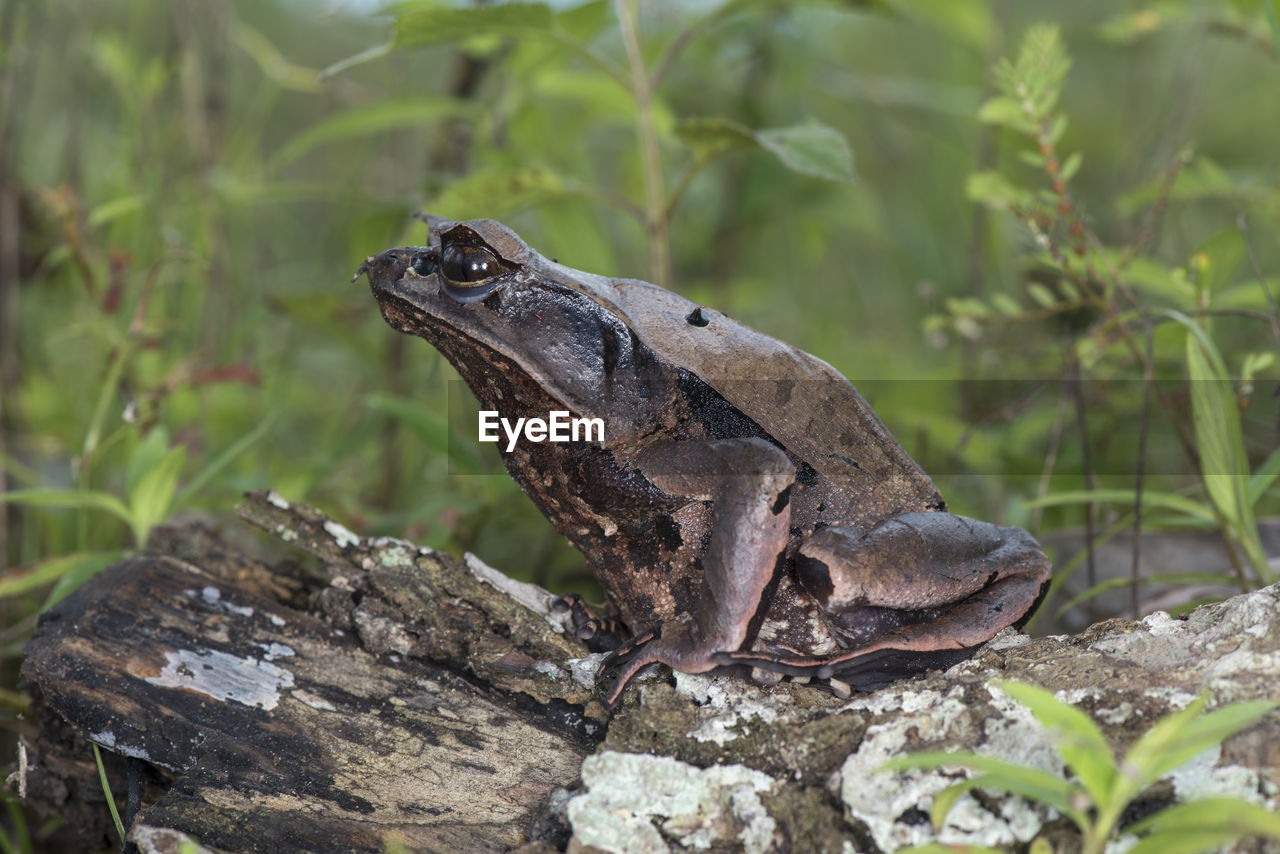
left=17, top=493, right=1280, bottom=853
left=20, top=493, right=600, bottom=852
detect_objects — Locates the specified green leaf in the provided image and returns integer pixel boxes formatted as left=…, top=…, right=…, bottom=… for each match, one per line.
left=173, top=413, right=276, bottom=508
left=675, top=117, right=855, bottom=182
left=930, top=773, right=1088, bottom=834
left=271, top=97, right=477, bottom=170
left=1027, top=282, right=1058, bottom=308
left=991, top=294, right=1021, bottom=316
left=231, top=20, right=323, bottom=93
left=1117, top=697, right=1276, bottom=807
left=0, top=488, right=132, bottom=525
left=894, top=843, right=1007, bottom=854
left=1047, top=114, right=1068, bottom=143
left=675, top=116, right=758, bottom=160
left=755, top=122, right=855, bottom=183
left=1123, top=257, right=1197, bottom=305
left=878, top=750, right=1082, bottom=818
left=126, top=428, right=171, bottom=497
left=0, top=551, right=116, bottom=600
left=1055, top=572, right=1239, bottom=617
left=1241, top=351, right=1277, bottom=382
left=1135, top=700, right=1277, bottom=783
left=996, top=681, right=1116, bottom=809
left=1263, top=0, right=1280, bottom=63
left=966, top=171, right=1033, bottom=210
left=319, top=41, right=393, bottom=81
left=1127, top=828, right=1266, bottom=854
left=429, top=168, right=569, bottom=220
left=88, top=194, right=144, bottom=228
left=1248, top=444, right=1280, bottom=506
left=391, top=2, right=553, bottom=49
left=878, top=0, right=995, bottom=50
left=1117, top=156, right=1235, bottom=217
left=42, top=551, right=124, bottom=610
left=128, top=445, right=186, bottom=547
left=1098, top=9, right=1176, bottom=44
left=1170, top=309, right=1269, bottom=581
left=1024, top=488, right=1216, bottom=524
left=1191, top=228, right=1246, bottom=296
left=977, top=96, right=1035, bottom=133
left=554, top=0, right=611, bottom=41
left=1059, top=151, right=1082, bottom=182
left=1127, top=797, right=1280, bottom=849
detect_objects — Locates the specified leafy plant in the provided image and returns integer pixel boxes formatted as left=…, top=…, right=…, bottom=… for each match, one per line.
left=935, top=20, right=1280, bottom=621
left=880, top=681, right=1280, bottom=854
left=321, top=0, right=855, bottom=289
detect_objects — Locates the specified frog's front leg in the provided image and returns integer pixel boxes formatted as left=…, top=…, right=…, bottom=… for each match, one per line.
left=602, top=437, right=795, bottom=707
left=720, top=512, right=1051, bottom=687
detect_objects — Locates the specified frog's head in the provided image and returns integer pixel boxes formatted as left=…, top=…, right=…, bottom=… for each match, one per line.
left=357, top=216, right=670, bottom=433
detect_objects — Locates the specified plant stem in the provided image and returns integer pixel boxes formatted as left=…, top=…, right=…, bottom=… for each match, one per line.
left=617, top=0, right=671, bottom=289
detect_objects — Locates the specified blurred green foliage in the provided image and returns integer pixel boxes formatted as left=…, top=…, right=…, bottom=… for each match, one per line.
left=2, top=0, right=1279, bottom=744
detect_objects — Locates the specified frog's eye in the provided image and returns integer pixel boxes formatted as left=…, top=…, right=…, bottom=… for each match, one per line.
left=441, top=244, right=502, bottom=284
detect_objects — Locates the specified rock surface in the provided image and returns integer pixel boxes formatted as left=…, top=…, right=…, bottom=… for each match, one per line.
left=14, top=493, right=1280, bottom=853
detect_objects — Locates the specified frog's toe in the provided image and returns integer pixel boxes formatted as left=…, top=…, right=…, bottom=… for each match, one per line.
left=714, top=645, right=978, bottom=693
left=577, top=619, right=625, bottom=653
left=711, top=649, right=830, bottom=678
left=552, top=594, right=628, bottom=653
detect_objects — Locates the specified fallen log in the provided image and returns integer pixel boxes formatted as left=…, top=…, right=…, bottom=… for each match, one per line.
left=15, top=492, right=1280, bottom=852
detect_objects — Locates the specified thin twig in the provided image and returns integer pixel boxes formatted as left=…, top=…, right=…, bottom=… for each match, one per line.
left=1130, top=316, right=1154, bottom=618
left=1069, top=357, right=1098, bottom=621
left=618, top=0, right=671, bottom=288
left=1236, top=212, right=1280, bottom=347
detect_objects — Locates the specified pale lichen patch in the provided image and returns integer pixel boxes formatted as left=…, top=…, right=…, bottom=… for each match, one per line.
left=464, top=552, right=569, bottom=633
left=674, top=672, right=781, bottom=746
left=323, top=519, right=360, bottom=549
left=568, top=751, right=778, bottom=854
left=143, top=648, right=294, bottom=711
left=90, top=729, right=153, bottom=762
left=839, top=684, right=1057, bottom=852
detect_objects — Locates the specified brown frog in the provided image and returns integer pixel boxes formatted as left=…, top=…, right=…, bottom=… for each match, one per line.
left=358, top=216, right=1052, bottom=707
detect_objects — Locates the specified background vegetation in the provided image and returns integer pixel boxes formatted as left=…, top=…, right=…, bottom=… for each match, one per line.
left=1, top=0, right=1278, bottom=807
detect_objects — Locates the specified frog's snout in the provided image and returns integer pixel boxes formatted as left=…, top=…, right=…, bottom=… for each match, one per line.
left=357, top=248, right=426, bottom=296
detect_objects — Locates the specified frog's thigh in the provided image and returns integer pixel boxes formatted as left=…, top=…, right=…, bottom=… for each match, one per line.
left=635, top=437, right=796, bottom=655
left=602, top=439, right=794, bottom=706
left=797, top=512, right=1051, bottom=653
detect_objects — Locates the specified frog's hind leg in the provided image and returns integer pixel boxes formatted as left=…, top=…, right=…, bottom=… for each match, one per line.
left=599, top=437, right=797, bottom=707
left=717, top=512, right=1051, bottom=692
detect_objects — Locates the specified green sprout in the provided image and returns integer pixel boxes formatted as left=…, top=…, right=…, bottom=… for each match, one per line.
left=880, top=681, right=1279, bottom=854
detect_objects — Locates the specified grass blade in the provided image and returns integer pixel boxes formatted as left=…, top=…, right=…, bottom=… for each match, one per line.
left=92, top=744, right=125, bottom=845
left=0, top=489, right=132, bottom=524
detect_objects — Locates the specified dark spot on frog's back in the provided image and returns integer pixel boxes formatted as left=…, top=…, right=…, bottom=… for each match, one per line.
left=619, top=515, right=684, bottom=567
left=685, top=307, right=710, bottom=327
left=677, top=369, right=773, bottom=442
left=600, top=323, right=621, bottom=375
left=794, top=554, right=834, bottom=604
left=771, top=484, right=792, bottom=515
left=654, top=515, right=683, bottom=551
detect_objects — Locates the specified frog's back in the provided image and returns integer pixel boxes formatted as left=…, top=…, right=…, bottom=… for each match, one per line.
left=613, top=280, right=944, bottom=520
